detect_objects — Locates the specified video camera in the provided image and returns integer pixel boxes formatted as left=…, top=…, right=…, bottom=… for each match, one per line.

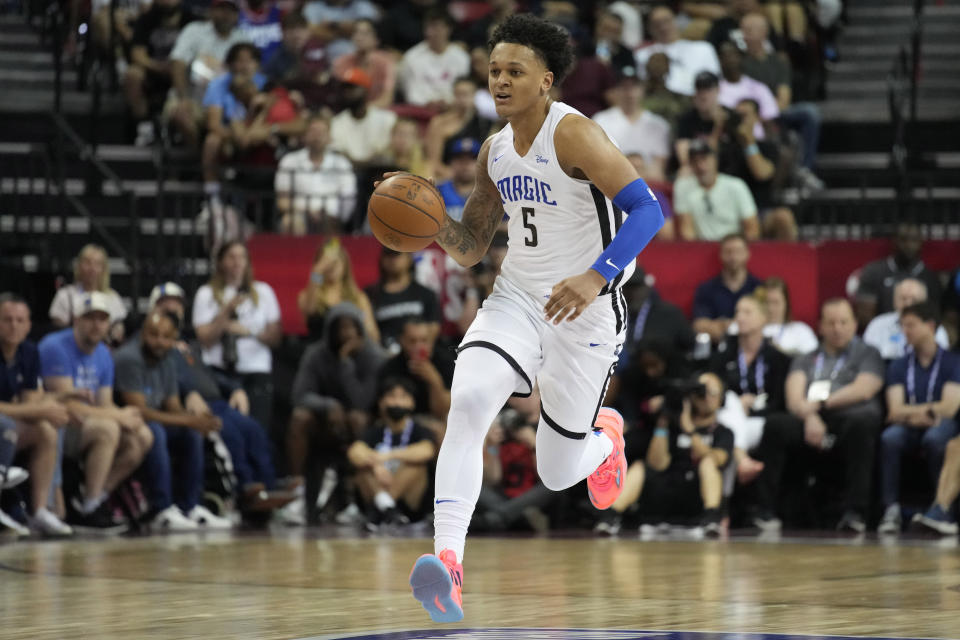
left=661, top=378, right=707, bottom=419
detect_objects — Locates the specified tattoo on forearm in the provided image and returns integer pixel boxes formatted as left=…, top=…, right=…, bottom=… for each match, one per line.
left=438, top=190, right=501, bottom=258
left=438, top=218, right=477, bottom=256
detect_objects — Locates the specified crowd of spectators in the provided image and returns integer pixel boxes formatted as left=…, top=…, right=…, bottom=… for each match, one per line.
left=91, top=0, right=846, bottom=239
left=10, top=0, right=960, bottom=542
left=3, top=220, right=960, bottom=539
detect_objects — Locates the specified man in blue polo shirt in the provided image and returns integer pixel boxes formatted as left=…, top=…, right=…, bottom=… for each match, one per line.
left=436, top=137, right=479, bottom=223
left=878, top=302, right=960, bottom=534
left=692, top=233, right=762, bottom=346
left=39, top=292, right=154, bottom=532
left=0, top=293, right=73, bottom=537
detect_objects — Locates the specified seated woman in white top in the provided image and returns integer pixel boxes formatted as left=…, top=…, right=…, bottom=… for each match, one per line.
left=193, top=241, right=283, bottom=431
left=758, top=277, right=818, bottom=356
left=49, top=243, right=128, bottom=345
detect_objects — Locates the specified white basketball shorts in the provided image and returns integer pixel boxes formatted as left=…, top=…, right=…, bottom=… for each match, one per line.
left=458, top=275, right=628, bottom=438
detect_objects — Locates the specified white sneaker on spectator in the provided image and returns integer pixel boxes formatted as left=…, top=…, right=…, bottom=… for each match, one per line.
left=878, top=504, right=901, bottom=535
left=152, top=505, right=199, bottom=532
left=276, top=496, right=306, bottom=526
left=0, top=509, right=29, bottom=537
left=752, top=512, right=782, bottom=532
left=187, top=504, right=233, bottom=530
left=29, top=508, right=73, bottom=537
left=316, top=468, right=338, bottom=511
left=134, top=120, right=155, bottom=147
left=2, top=466, right=29, bottom=489
left=335, top=502, right=363, bottom=526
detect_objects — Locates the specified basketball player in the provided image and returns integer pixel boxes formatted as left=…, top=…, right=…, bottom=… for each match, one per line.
left=401, top=15, right=665, bottom=622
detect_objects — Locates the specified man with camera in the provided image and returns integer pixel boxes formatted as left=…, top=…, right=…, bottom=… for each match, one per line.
left=597, top=372, right=734, bottom=537
left=753, top=298, right=884, bottom=533
left=377, top=317, right=454, bottom=431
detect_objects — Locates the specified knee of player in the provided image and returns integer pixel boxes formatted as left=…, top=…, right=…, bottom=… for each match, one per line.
left=450, top=381, right=498, bottom=415
left=536, top=459, right=571, bottom=492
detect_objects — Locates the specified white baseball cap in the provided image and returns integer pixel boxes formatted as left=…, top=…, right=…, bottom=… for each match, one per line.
left=148, top=282, right=186, bottom=309
left=78, top=291, right=112, bottom=317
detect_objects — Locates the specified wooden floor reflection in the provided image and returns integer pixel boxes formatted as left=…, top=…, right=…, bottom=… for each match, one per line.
left=1, top=529, right=958, bottom=640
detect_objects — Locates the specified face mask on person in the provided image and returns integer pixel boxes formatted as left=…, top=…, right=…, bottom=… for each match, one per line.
left=385, top=406, right=412, bottom=421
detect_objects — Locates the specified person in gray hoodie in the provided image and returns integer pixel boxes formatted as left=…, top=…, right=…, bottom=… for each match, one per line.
left=281, top=302, right=387, bottom=524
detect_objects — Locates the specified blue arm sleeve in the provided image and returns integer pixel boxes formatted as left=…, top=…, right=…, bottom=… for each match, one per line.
left=590, top=178, right=665, bottom=282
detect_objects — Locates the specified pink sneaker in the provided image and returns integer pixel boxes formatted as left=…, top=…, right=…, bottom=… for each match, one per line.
left=409, top=549, right=463, bottom=623
left=587, top=408, right=626, bottom=510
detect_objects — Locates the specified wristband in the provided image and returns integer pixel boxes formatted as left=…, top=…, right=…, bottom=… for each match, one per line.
left=745, top=143, right=760, bottom=156
left=589, top=178, right=664, bottom=282
left=310, top=272, right=324, bottom=285
left=653, top=428, right=668, bottom=438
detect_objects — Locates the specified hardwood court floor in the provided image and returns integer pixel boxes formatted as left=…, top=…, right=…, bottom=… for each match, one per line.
left=1, top=529, right=958, bottom=640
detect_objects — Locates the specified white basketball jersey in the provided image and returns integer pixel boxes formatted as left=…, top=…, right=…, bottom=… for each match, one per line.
left=487, top=101, right=636, bottom=301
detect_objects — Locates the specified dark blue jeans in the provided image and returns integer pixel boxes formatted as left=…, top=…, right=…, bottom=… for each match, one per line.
left=880, top=418, right=959, bottom=507
left=210, top=400, right=277, bottom=490
left=780, top=102, right=822, bottom=169
left=0, top=414, right=17, bottom=478
left=140, top=422, right=204, bottom=513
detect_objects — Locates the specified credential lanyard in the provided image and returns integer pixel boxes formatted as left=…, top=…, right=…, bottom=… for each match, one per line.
left=907, top=349, right=942, bottom=405
left=738, top=348, right=765, bottom=395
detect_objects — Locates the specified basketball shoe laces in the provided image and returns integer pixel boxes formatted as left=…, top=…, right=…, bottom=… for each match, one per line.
left=438, top=549, right=463, bottom=606
left=589, top=428, right=618, bottom=490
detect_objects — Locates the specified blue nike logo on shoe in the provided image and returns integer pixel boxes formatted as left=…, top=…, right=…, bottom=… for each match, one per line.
left=589, top=343, right=607, bottom=347
left=435, top=499, right=457, bottom=505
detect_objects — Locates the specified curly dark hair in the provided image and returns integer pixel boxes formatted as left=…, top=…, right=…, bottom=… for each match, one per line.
left=487, top=14, right=574, bottom=86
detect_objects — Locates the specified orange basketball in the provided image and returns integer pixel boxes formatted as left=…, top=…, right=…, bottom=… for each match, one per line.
left=367, top=174, right=445, bottom=252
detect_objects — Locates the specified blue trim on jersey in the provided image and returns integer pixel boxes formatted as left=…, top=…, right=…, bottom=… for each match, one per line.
left=590, top=178, right=664, bottom=282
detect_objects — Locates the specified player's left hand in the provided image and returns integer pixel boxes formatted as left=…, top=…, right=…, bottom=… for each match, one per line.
left=544, top=270, right=607, bottom=324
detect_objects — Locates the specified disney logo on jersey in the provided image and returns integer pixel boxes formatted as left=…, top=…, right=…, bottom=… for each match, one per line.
left=535, top=154, right=549, bottom=165
left=495, top=175, right=557, bottom=206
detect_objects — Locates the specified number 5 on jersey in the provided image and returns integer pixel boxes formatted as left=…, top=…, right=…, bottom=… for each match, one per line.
left=521, top=207, right=538, bottom=247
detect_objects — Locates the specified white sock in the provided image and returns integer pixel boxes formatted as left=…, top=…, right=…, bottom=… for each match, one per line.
left=433, top=347, right=521, bottom=563
left=374, top=490, right=396, bottom=512
left=433, top=499, right=473, bottom=563
left=82, top=493, right=106, bottom=515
